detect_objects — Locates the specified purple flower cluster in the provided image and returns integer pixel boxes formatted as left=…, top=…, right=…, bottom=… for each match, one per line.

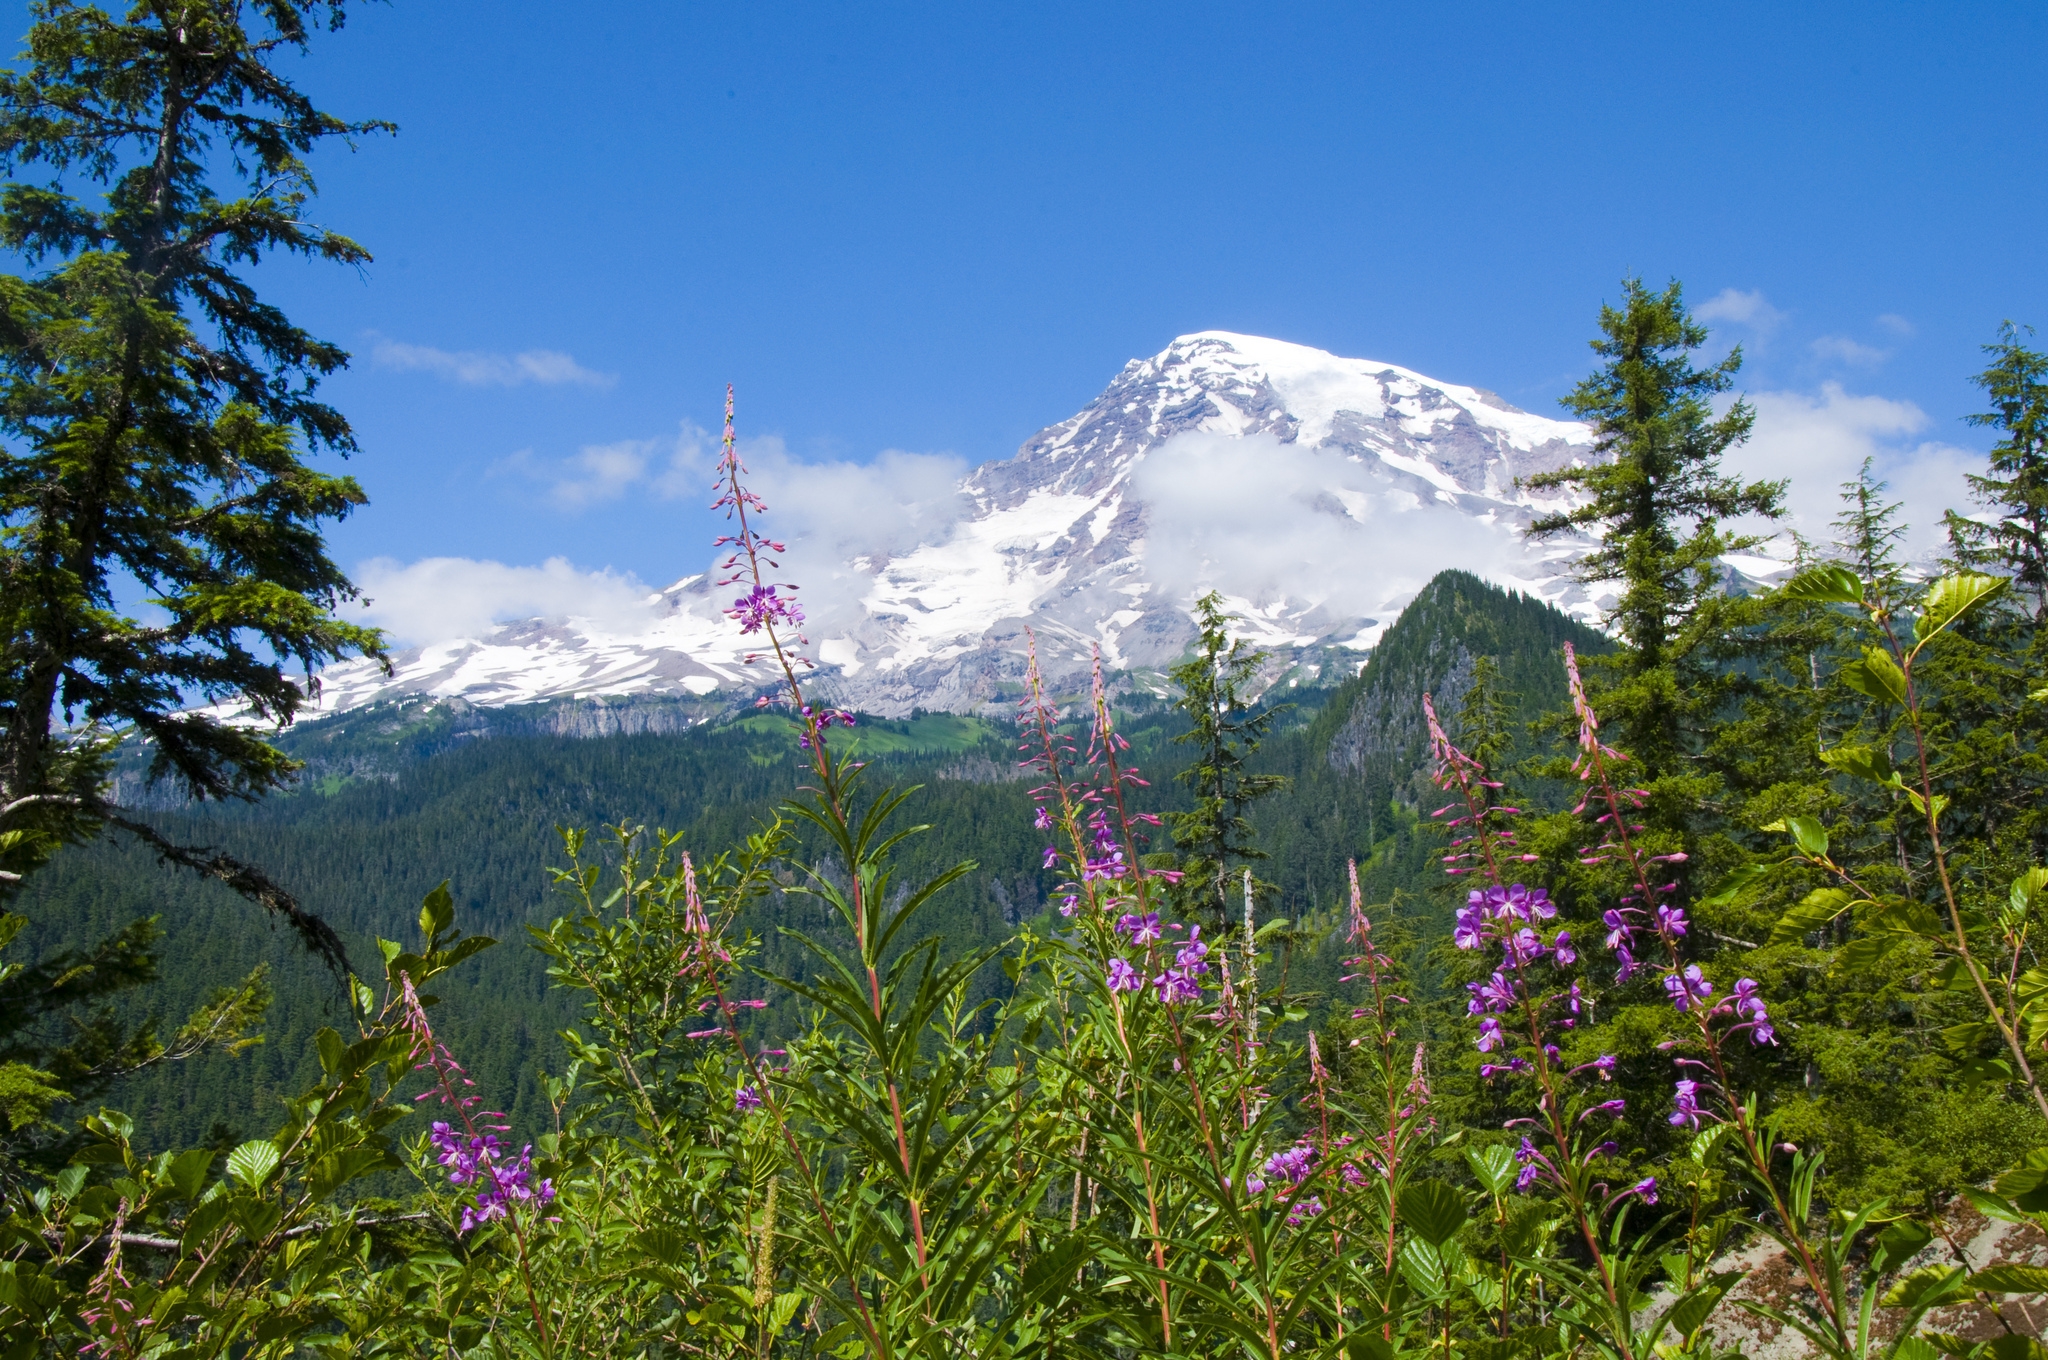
left=1454, top=884, right=1574, bottom=973
left=726, top=583, right=803, bottom=635
left=735, top=1085, right=764, bottom=1112
left=1664, top=964, right=1714, bottom=1011
left=1116, top=911, right=1162, bottom=944
left=1102, top=915, right=1214, bottom=1004
left=430, top=1121, right=555, bottom=1234
left=1263, top=1143, right=1315, bottom=1186
left=1285, top=1196, right=1325, bottom=1226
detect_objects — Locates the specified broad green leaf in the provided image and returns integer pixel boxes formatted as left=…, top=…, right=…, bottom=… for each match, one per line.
left=1398, top=1178, right=1469, bottom=1247
left=308, top=1146, right=388, bottom=1201
left=1966, top=1263, right=2048, bottom=1293
left=1819, top=743, right=1894, bottom=784
left=1464, top=1143, right=1515, bottom=1195
left=1770, top=888, right=1853, bottom=945
left=418, top=882, right=455, bottom=942
left=168, top=1148, right=215, bottom=1200
left=1915, top=571, right=2007, bottom=643
left=1397, top=1236, right=1447, bottom=1295
left=1874, top=1217, right=1932, bottom=1267
left=1666, top=1275, right=1735, bottom=1337
left=1840, top=647, right=1909, bottom=704
left=1702, top=861, right=1772, bottom=908
left=1785, top=815, right=1830, bottom=859
left=226, top=1139, right=281, bottom=1190
left=1881, top=1264, right=1966, bottom=1309
left=1838, top=931, right=1909, bottom=973
left=1779, top=564, right=1865, bottom=605
left=1961, top=1188, right=2030, bottom=1223
left=2011, top=868, right=2048, bottom=917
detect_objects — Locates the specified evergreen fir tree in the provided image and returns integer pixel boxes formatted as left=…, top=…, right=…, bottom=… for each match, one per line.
left=1165, top=590, right=1288, bottom=928
left=0, top=1, right=388, bottom=963
left=1946, top=322, right=2048, bottom=621
left=1526, top=277, right=1784, bottom=775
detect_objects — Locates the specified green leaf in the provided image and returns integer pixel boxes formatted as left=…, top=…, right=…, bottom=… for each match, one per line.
left=418, top=883, right=455, bottom=944
left=1959, top=1188, right=2030, bottom=1223
left=1840, top=647, right=1909, bottom=704
left=1398, top=1179, right=1469, bottom=1247
left=1702, top=861, right=1773, bottom=908
left=634, top=1227, right=691, bottom=1266
left=1780, top=564, right=1865, bottom=605
left=1966, top=1263, right=2048, bottom=1293
left=1666, top=1274, right=1736, bottom=1337
left=1771, top=887, right=1853, bottom=944
left=1915, top=571, right=2007, bottom=643
left=1875, top=1218, right=1933, bottom=1268
left=1785, top=815, right=1831, bottom=859
left=1464, top=1143, right=1515, bottom=1196
left=2011, top=868, right=2048, bottom=917
left=315, top=1026, right=347, bottom=1075
left=307, top=1146, right=388, bottom=1201
left=226, top=1139, right=281, bottom=1190
left=168, top=1148, right=215, bottom=1200
left=1819, top=743, right=1895, bottom=784
left=1397, top=1236, right=1447, bottom=1296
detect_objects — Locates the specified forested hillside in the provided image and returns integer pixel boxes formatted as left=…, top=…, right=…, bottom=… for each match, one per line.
left=14, top=570, right=1597, bottom=1150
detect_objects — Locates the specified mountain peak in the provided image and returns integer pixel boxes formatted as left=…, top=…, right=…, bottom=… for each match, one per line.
left=307, top=335, right=1613, bottom=722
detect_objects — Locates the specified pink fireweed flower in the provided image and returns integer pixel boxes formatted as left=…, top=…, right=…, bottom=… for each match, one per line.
left=1106, top=957, right=1143, bottom=993
left=1465, top=971, right=1517, bottom=1015
left=1665, top=964, right=1714, bottom=1012
left=1286, top=1196, right=1325, bottom=1226
left=735, top=1085, right=763, bottom=1112
left=1264, top=1144, right=1316, bottom=1186
left=1175, top=925, right=1209, bottom=972
left=1116, top=911, right=1162, bottom=943
left=1669, top=1078, right=1704, bottom=1129
left=1153, top=968, right=1202, bottom=1005
left=1730, top=977, right=1778, bottom=1045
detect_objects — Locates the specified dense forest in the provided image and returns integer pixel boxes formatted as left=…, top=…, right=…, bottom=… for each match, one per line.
left=8, top=569, right=1600, bottom=1153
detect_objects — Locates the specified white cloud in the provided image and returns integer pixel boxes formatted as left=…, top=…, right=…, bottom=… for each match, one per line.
left=702, top=438, right=972, bottom=625
left=1131, top=431, right=1534, bottom=622
left=372, top=338, right=616, bottom=389
left=1809, top=335, right=1891, bottom=368
left=549, top=439, right=656, bottom=508
left=344, top=556, right=657, bottom=645
left=1725, top=383, right=1980, bottom=560
left=1697, top=288, right=1787, bottom=336
left=1876, top=313, right=1916, bottom=338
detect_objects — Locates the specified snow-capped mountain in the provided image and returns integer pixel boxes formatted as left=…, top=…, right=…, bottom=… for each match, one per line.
left=311, top=332, right=1608, bottom=718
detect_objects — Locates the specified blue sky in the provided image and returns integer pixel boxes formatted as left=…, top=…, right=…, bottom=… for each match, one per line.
left=18, top=0, right=2046, bottom=641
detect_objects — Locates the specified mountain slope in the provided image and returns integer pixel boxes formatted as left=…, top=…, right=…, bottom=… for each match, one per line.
left=310, top=332, right=1607, bottom=719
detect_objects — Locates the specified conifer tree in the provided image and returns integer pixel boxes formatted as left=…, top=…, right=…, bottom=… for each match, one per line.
left=1526, top=277, right=1783, bottom=774
left=1166, top=591, right=1288, bottom=927
left=1945, top=322, right=2048, bottom=622
left=0, top=1, right=387, bottom=962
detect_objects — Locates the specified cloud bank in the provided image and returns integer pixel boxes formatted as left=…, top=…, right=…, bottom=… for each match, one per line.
left=344, top=556, right=657, bottom=645
left=1725, top=383, right=1979, bottom=561
left=1131, top=431, right=1539, bottom=623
